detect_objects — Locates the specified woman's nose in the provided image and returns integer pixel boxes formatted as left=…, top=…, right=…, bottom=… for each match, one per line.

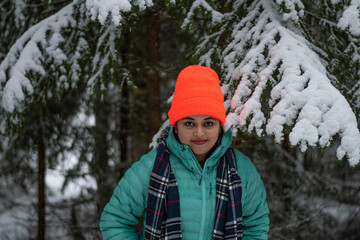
left=194, top=126, right=205, bottom=137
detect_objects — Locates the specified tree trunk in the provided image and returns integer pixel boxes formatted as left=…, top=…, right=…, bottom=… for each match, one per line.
left=118, top=28, right=130, bottom=164
left=146, top=5, right=161, bottom=143
left=70, top=203, right=86, bottom=240
left=119, top=81, right=129, bottom=163
left=219, top=0, right=234, bottom=46
left=37, top=128, right=46, bottom=240
left=93, top=92, right=111, bottom=215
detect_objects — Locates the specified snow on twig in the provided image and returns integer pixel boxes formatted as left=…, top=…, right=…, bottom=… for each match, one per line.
left=338, top=0, right=360, bottom=36
left=85, top=0, right=153, bottom=26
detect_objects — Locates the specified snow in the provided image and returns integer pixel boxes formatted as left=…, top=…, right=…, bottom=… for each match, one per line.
left=338, top=0, right=360, bottom=36
left=47, top=154, right=97, bottom=201
left=86, top=0, right=131, bottom=25
left=0, top=0, right=359, bottom=237
left=44, top=109, right=98, bottom=201
left=0, top=2, right=76, bottom=112
left=14, top=0, right=26, bottom=28
left=275, top=0, right=304, bottom=22
left=195, top=0, right=360, bottom=165
left=182, top=0, right=223, bottom=29
left=0, top=195, right=35, bottom=239
left=135, top=0, right=154, bottom=11
left=1, top=0, right=359, bottom=168
left=149, top=120, right=171, bottom=149
left=85, top=0, right=153, bottom=26
left=87, top=24, right=121, bottom=88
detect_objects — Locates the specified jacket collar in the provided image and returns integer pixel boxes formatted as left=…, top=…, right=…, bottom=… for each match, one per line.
left=166, top=127, right=233, bottom=172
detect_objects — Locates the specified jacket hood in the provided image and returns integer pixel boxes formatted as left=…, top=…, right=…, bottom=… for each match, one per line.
left=166, top=127, right=233, bottom=171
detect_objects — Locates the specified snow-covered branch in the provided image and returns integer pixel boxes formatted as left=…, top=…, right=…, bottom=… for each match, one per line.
left=196, top=0, right=360, bottom=165
left=337, top=0, right=360, bottom=36
left=0, top=2, right=78, bottom=113
left=0, top=0, right=127, bottom=115
left=85, top=0, right=153, bottom=26
left=181, top=0, right=223, bottom=29
left=274, top=0, right=304, bottom=22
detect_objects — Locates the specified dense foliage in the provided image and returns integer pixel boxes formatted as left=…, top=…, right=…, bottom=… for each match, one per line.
left=0, top=0, right=359, bottom=239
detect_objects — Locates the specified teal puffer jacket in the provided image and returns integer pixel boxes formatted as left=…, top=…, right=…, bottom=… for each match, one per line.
left=100, top=128, right=269, bottom=239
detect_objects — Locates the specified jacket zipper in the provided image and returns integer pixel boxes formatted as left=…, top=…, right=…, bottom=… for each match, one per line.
left=188, top=148, right=213, bottom=240
left=199, top=171, right=206, bottom=240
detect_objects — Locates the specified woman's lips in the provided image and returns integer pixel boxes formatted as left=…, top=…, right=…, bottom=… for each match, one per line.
left=192, top=139, right=207, bottom=145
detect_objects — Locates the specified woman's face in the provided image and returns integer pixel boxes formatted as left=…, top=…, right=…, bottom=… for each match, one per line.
left=175, top=115, right=221, bottom=162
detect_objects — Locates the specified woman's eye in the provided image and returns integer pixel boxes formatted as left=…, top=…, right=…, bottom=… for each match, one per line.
left=184, top=122, right=195, bottom=127
left=204, top=121, right=214, bottom=127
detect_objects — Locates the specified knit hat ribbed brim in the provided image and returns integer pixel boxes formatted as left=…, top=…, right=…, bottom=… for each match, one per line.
left=168, top=65, right=226, bottom=126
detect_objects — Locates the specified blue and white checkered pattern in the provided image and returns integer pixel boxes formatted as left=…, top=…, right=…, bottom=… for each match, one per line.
left=213, top=149, right=242, bottom=239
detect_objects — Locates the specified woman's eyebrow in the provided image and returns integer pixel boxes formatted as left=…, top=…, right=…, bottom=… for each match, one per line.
left=182, top=117, right=216, bottom=121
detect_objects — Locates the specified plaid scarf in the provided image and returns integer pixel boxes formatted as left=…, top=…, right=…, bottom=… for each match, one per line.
left=145, top=131, right=242, bottom=240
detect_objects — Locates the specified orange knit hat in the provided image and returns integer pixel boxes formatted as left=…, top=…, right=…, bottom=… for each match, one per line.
left=168, top=65, right=226, bottom=126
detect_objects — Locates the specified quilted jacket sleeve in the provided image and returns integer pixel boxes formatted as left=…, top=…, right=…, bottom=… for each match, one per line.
left=235, top=150, right=270, bottom=240
left=100, top=150, right=156, bottom=240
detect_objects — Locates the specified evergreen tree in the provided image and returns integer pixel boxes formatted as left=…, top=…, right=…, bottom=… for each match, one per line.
left=178, top=1, right=360, bottom=238
left=1, top=0, right=359, bottom=239
left=0, top=0, right=190, bottom=238
left=178, top=0, right=360, bottom=166
left=0, top=0, right=128, bottom=237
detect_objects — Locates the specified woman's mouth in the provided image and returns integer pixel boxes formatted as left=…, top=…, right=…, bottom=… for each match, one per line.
left=192, top=139, right=207, bottom=145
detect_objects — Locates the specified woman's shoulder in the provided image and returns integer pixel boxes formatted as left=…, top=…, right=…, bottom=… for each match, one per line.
left=232, top=148, right=259, bottom=178
left=122, top=149, right=157, bottom=182
left=232, top=149, right=251, bottom=165
left=134, top=149, right=158, bottom=168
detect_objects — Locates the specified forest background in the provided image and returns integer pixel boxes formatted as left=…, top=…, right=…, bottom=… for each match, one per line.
left=0, top=0, right=360, bottom=239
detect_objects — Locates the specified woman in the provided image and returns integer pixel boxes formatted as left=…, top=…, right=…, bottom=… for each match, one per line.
left=100, top=65, right=269, bottom=239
